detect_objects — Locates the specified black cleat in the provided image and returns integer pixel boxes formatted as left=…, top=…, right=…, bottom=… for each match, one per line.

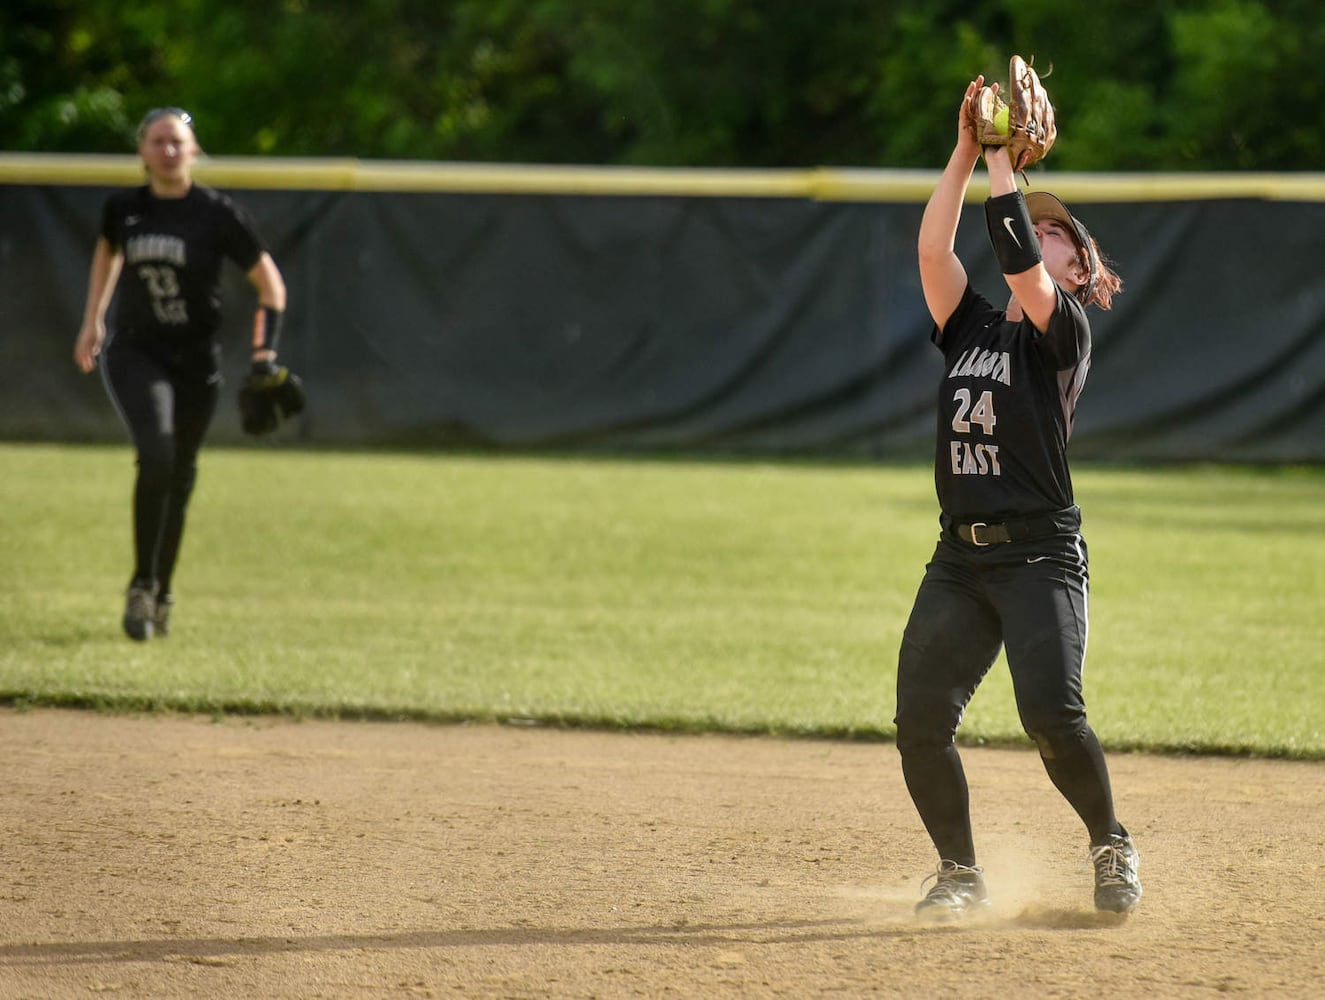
left=915, top=860, right=990, bottom=921
left=1091, top=834, right=1142, bottom=914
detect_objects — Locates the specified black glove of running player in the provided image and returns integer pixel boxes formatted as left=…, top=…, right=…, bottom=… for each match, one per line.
left=238, top=360, right=306, bottom=436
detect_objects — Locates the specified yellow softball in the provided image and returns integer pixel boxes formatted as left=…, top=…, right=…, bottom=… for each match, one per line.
left=994, top=106, right=1010, bottom=136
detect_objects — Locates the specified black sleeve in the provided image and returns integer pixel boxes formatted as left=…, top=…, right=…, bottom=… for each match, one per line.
left=1036, top=286, right=1091, bottom=369
left=933, top=284, right=1000, bottom=350
left=216, top=193, right=268, bottom=273
left=99, top=192, right=127, bottom=250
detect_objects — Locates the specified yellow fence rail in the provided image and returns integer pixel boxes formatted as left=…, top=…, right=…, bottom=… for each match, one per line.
left=4, top=152, right=1325, bottom=202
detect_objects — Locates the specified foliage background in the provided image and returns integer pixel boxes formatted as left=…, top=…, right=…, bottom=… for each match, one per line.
left=4, top=0, right=1322, bottom=171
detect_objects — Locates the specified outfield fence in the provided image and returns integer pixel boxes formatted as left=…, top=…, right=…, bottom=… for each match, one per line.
left=4, top=155, right=1324, bottom=461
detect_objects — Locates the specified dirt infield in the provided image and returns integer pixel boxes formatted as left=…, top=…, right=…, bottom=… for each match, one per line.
left=1, top=709, right=1322, bottom=998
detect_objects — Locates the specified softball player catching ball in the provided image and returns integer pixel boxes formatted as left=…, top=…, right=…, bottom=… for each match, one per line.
left=73, top=107, right=289, bottom=640
left=894, top=74, right=1142, bottom=919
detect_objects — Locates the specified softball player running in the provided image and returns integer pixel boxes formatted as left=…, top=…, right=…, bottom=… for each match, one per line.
left=895, top=76, right=1141, bottom=919
left=73, top=107, right=288, bottom=640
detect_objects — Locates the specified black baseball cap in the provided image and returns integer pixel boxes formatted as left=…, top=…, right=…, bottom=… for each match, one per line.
left=1026, top=191, right=1099, bottom=301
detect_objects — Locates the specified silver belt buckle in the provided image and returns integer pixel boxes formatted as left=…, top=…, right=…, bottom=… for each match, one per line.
left=969, top=522, right=991, bottom=546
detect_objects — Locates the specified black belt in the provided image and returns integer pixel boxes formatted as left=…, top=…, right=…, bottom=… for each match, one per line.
left=942, top=507, right=1080, bottom=547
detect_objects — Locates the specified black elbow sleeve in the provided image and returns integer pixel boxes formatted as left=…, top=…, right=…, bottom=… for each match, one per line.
left=985, top=191, right=1043, bottom=274
left=253, top=305, right=284, bottom=354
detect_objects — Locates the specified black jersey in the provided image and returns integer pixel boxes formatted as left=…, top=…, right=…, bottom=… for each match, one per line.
left=101, top=184, right=266, bottom=370
left=931, top=283, right=1091, bottom=520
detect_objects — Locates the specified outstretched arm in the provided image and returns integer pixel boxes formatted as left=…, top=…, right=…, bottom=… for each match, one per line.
left=917, top=77, right=987, bottom=330
left=984, top=147, right=1059, bottom=331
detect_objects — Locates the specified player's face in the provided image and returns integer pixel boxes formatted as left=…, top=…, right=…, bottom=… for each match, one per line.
left=138, top=117, right=198, bottom=185
left=1034, top=220, right=1086, bottom=290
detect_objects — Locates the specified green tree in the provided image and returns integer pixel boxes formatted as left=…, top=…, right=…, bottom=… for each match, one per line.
left=0, top=0, right=172, bottom=150
left=1163, top=0, right=1325, bottom=169
left=2, top=0, right=1323, bottom=170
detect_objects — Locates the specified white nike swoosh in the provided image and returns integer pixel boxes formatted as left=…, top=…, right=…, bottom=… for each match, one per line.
left=125, top=215, right=141, bottom=226
left=1002, top=217, right=1021, bottom=248
left=1026, top=556, right=1050, bottom=564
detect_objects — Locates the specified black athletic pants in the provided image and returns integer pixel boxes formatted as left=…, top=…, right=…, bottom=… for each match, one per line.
left=894, top=527, right=1122, bottom=866
left=101, top=335, right=219, bottom=597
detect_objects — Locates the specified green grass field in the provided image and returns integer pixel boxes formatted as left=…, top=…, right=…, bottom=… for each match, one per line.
left=3, top=442, right=1323, bottom=758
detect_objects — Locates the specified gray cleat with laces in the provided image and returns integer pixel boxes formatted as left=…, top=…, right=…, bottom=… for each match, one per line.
left=915, top=860, right=990, bottom=921
left=122, top=581, right=157, bottom=641
left=153, top=592, right=175, bottom=637
left=1091, top=833, right=1142, bottom=914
